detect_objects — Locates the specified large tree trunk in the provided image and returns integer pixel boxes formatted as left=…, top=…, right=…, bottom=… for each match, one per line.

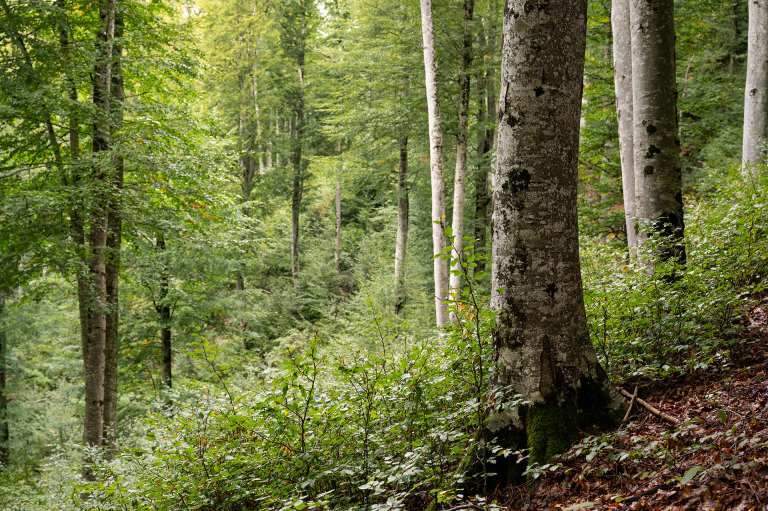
left=394, top=137, right=409, bottom=314
left=82, top=0, right=115, bottom=480
left=612, top=0, right=638, bottom=252
left=419, top=0, right=449, bottom=328
left=155, top=236, right=172, bottom=389
left=489, top=0, right=625, bottom=476
left=0, top=292, right=8, bottom=468
left=449, top=0, right=475, bottom=296
left=742, top=0, right=768, bottom=167
left=103, top=9, right=123, bottom=459
left=630, top=0, right=685, bottom=262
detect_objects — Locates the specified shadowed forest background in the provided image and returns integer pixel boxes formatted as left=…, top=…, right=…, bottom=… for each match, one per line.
left=1, top=0, right=768, bottom=509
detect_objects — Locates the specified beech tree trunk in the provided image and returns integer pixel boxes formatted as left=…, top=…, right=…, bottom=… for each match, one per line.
left=612, top=0, right=638, bottom=251
left=419, top=0, right=449, bottom=328
left=0, top=292, right=8, bottom=468
left=449, top=0, right=475, bottom=296
left=82, top=0, right=115, bottom=480
left=489, top=0, right=625, bottom=475
left=630, top=0, right=685, bottom=261
left=103, top=9, right=123, bottom=458
left=394, top=137, right=409, bottom=315
left=742, top=0, right=768, bottom=167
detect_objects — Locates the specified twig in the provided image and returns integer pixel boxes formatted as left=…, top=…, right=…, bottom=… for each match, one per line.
left=617, top=387, right=681, bottom=426
left=621, top=385, right=638, bottom=424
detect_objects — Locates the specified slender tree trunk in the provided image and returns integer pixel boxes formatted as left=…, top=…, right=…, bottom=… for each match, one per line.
left=103, top=10, right=123, bottom=459
left=0, top=292, right=8, bottom=469
left=449, top=0, right=475, bottom=296
left=420, top=0, right=449, bottom=328
left=291, top=112, right=302, bottom=284
left=287, top=5, right=308, bottom=286
left=335, top=180, right=341, bottom=272
left=335, top=141, right=342, bottom=272
left=394, top=137, right=409, bottom=314
left=156, top=236, right=172, bottom=389
left=254, top=73, right=264, bottom=173
left=58, top=0, right=89, bottom=363
left=742, top=0, right=768, bottom=167
left=82, top=0, right=115, bottom=481
left=489, top=0, right=625, bottom=477
left=730, top=0, right=740, bottom=75
left=473, top=23, right=493, bottom=279
left=612, top=0, right=638, bottom=252
left=630, top=0, right=685, bottom=262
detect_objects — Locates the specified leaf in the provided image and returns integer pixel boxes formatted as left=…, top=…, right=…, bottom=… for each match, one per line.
left=680, top=466, right=705, bottom=486
left=716, top=410, right=727, bottom=423
left=563, top=502, right=597, bottom=510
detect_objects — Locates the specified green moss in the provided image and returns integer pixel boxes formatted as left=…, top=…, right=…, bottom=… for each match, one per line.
left=525, top=399, right=579, bottom=465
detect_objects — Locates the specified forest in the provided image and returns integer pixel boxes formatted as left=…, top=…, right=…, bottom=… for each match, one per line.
left=1, top=0, right=768, bottom=508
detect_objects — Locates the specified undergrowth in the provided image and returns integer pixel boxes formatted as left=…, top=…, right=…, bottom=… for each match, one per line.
left=582, top=165, right=768, bottom=381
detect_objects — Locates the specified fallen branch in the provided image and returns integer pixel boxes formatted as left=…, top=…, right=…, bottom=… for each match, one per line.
left=621, top=385, right=638, bottom=424
left=620, top=480, right=680, bottom=503
left=617, top=387, right=681, bottom=426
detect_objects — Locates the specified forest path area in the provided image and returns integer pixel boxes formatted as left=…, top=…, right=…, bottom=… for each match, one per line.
left=494, top=300, right=768, bottom=511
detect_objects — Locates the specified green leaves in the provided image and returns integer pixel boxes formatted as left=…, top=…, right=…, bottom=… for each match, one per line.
left=680, top=465, right=706, bottom=486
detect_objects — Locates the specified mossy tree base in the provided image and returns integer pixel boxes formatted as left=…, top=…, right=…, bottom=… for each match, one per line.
left=526, top=399, right=579, bottom=465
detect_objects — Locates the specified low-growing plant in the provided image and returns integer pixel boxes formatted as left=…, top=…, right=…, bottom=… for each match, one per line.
left=80, top=238, right=514, bottom=511
left=582, top=165, right=768, bottom=380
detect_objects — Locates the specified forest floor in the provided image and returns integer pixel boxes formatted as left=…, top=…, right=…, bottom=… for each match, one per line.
left=489, top=300, right=768, bottom=511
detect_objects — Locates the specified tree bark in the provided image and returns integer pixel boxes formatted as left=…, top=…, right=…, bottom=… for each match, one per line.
left=630, top=0, right=685, bottom=262
left=419, top=0, right=449, bottom=328
left=742, top=0, right=768, bottom=167
left=291, top=112, right=302, bottom=285
left=473, top=26, right=494, bottom=279
left=103, top=9, right=123, bottom=459
left=82, top=0, right=115, bottom=480
left=156, top=236, right=172, bottom=389
left=449, top=0, right=475, bottom=296
left=612, top=0, right=638, bottom=252
left=335, top=140, right=342, bottom=272
left=0, top=292, right=8, bottom=468
left=394, top=137, right=409, bottom=314
left=57, top=0, right=90, bottom=368
left=335, top=179, right=341, bottom=272
left=489, top=0, right=625, bottom=476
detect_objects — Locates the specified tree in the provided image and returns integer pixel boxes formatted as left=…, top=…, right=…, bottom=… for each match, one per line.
left=448, top=0, right=475, bottom=296
left=630, top=0, right=685, bottom=260
left=741, top=0, right=768, bottom=167
left=420, top=0, right=449, bottom=328
left=394, top=137, right=409, bottom=314
left=81, top=0, right=117, bottom=479
left=0, top=291, right=7, bottom=468
left=490, top=0, right=625, bottom=471
left=472, top=12, right=499, bottom=280
left=612, top=0, right=638, bottom=251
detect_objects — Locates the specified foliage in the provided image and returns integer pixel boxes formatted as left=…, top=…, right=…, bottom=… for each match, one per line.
left=582, top=165, right=768, bottom=380
left=81, top=251, right=513, bottom=511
